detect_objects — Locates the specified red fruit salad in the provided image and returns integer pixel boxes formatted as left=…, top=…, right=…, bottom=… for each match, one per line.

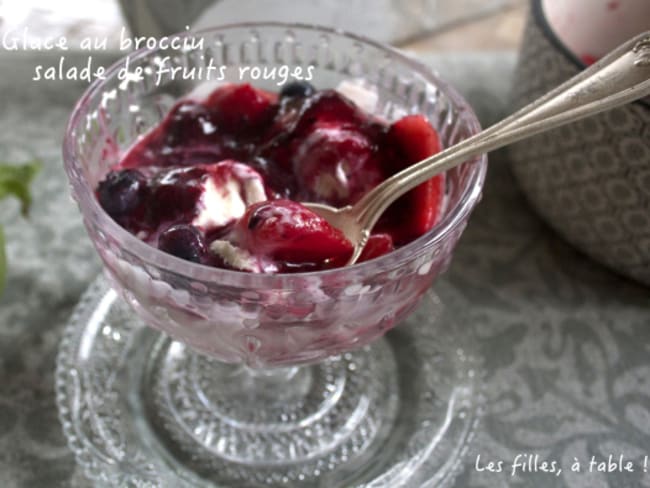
left=96, top=81, right=446, bottom=273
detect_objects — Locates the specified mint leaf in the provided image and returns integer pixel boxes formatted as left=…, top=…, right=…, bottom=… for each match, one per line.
left=0, top=227, right=5, bottom=295
left=0, top=160, right=40, bottom=294
left=0, top=160, right=41, bottom=216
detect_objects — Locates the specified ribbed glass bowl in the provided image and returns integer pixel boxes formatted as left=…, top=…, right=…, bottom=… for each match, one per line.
left=58, top=23, right=487, bottom=487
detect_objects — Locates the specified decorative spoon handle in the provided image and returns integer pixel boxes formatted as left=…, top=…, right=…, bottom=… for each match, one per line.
left=354, top=32, right=650, bottom=230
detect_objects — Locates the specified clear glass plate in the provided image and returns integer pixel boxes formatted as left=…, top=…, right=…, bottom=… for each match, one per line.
left=56, top=276, right=483, bottom=487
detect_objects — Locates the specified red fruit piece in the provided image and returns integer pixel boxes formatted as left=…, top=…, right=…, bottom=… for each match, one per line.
left=119, top=130, right=162, bottom=169
left=293, top=90, right=363, bottom=133
left=256, top=90, right=367, bottom=172
left=246, top=157, right=298, bottom=199
left=293, top=121, right=384, bottom=206
left=269, top=90, right=363, bottom=138
left=120, top=100, right=240, bottom=169
left=146, top=166, right=207, bottom=226
left=237, top=200, right=353, bottom=269
left=206, top=83, right=277, bottom=134
left=358, top=233, right=394, bottom=262
left=162, top=100, right=217, bottom=147
left=379, top=114, right=445, bottom=244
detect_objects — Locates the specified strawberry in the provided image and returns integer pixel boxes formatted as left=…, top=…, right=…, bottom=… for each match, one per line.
left=256, top=90, right=366, bottom=172
left=120, top=100, right=237, bottom=168
left=358, top=233, right=394, bottom=262
left=292, top=90, right=362, bottom=133
left=206, top=83, right=278, bottom=134
left=237, top=200, right=353, bottom=268
left=378, top=114, right=445, bottom=244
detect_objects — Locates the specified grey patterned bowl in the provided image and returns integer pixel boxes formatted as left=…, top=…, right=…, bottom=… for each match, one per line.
left=510, top=0, right=650, bottom=285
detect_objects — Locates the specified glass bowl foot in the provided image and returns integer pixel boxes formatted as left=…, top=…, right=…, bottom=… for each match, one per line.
left=146, top=335, right=398, bottom=484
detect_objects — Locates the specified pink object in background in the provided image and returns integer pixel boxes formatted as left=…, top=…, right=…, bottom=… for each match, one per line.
left=542, top=0, right=650, bottom=65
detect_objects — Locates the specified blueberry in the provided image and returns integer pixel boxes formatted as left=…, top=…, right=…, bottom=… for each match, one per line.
left=280, top=81, right=316, bottom=99
left=97, top=169, right=147, bottom=218
left=158, top=224, right=206, bottom=263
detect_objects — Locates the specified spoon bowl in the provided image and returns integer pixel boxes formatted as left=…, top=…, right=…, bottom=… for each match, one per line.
left=301, top=202, right=368, bottom=264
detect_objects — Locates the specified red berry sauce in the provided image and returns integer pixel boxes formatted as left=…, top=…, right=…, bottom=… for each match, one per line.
left=96, top=82, right=446, bottom=273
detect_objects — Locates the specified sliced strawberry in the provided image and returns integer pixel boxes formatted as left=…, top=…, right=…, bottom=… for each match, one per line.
left=237, top=200, right=353, bottom=269
left=378, top=115, right=445, bottom=244
left=358, top=233, right=394, bottom=262
left=386, top=115, right=442, bottom=170
left=206, top=83, right=278, bottom=134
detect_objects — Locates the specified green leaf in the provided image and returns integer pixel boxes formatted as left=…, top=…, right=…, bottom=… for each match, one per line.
left=0, top=226, right=5, bottom=294
left=0, top=160, right=41, bottom=216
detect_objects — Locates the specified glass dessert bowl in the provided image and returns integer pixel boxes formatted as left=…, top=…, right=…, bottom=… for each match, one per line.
left=58, top=23, right=487, bottom=487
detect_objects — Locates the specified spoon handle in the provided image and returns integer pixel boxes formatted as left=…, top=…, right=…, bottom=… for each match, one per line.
left=355, top=31, right=650, bottom=227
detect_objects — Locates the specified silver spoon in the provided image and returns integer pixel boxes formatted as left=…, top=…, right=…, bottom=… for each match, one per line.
left=303, top=32, right=650, bottom=265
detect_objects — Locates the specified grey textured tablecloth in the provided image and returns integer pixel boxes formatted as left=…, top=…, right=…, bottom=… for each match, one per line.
left=0, top=50, right=649, bottom=488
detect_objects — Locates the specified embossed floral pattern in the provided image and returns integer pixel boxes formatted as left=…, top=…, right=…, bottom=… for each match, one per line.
left=510, top=0, right=650, bottom=286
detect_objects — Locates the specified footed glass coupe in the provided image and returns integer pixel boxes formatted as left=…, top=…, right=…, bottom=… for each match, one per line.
left=57, top=23, right=487, bottom=487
